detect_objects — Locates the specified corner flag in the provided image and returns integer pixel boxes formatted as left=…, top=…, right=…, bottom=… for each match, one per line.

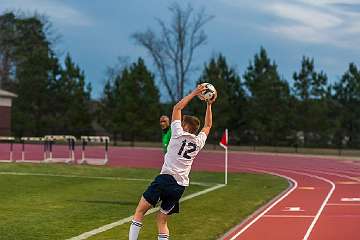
left=219, top=129, right=228, bottom=185
left=219, top=129, right=228, bottom=149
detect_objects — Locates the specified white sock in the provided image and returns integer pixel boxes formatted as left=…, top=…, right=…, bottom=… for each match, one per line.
left=158, top=233, right=169, bottom=239
left=129, top=220, right=142, bottom=240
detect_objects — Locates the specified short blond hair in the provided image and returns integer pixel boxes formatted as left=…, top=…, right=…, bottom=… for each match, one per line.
left=182, top=115, right=201, bottom=134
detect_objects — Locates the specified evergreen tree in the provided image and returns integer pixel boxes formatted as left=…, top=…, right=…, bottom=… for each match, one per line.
left=99, top=58, right=160, bottom=142
left=293, top=56, right=330, bottom=146
left=0, top=13, right=92, bottom=136
left=98, top=79, right=117, bottom=138
left=190, top=54, right=245, bottom=143
left=0, top=13, right=17, bottom=91
left=333, top=63, right=360, bottom=147
left=50, top=54, right=93, bottom=135
left=119, top=58, right=160, bottom=141
left=11, top=16, right=55, bottom=136
left=243, top=47, right=293, bottom=145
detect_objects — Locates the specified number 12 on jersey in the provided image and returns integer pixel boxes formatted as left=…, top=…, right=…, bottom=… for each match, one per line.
left=177, top=140, right=196, bottom=159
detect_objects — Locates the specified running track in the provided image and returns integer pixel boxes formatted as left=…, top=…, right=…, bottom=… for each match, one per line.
left=1, top=144, right=360, bottom=239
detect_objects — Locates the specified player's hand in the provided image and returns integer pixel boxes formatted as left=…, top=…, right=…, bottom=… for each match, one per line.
left=192, top=84, right=207, bottom=97
left=207, top=91, right=217, bottom=105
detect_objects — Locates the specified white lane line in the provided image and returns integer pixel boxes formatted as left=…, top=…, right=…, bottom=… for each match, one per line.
left=299, top=169, right=360, bottom=183
left=278, top=170, right=336, bottom=240
left=341, top=198, right=360, bottom=202
left=67, top=184, right=225, bottom=240
left=164, top=161, right=352, bottom=240
left=0, top=171, right=211, bottom=186
left=223, top=166, right=335, bottom=240
left=298, top=187, right=315, bottom=190
left=320, top=169, right=360, bottom=177
left=263, top=215, right=315, bottom=218
left=282, top=207, right=304, bottom=212
left=336, top=181, right=360, bottom=185
left=327, top=203, right=360, bottom=206
left=223, top=161, right=360, bottom=184
left=227, top=168, right=298, bottom=240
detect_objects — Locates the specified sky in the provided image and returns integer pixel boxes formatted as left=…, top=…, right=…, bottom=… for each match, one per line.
left=1, top=0, right=360, bottom=99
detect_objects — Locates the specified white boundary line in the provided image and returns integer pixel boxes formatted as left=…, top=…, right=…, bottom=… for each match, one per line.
left=67, top=184, right=226, bottom=240
left=227, top=168, right=298, bottom=240
left=0, top=171, right=211, bottom=186
left=0, top=171, right=154, bottom=182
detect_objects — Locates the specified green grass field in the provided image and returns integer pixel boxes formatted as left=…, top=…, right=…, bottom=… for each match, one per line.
left=0, top=163, right=288, bottom=240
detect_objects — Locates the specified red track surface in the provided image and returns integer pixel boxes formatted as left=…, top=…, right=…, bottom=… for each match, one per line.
left=1, top=144, right=360, bottom=239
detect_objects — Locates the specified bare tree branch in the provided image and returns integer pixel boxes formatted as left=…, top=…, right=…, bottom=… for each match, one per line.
left=132, top=2, right=213, bottom=102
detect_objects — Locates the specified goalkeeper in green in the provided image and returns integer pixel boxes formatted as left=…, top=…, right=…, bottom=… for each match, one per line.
left=160, top=115, right=171, bottom=153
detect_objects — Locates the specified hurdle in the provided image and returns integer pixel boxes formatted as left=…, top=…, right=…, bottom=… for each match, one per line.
left=79, top=136, right=109, bottom=165
left=18, top=137, right=46, bottom=163
left=43, top=135, right=76, bottom=164
left=0, top=136, right=15, bottom=162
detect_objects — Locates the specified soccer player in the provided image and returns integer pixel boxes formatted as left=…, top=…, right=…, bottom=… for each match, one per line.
left=159, top=115, right=171, bottom=153
left=129, top=85, right=216, bottom=240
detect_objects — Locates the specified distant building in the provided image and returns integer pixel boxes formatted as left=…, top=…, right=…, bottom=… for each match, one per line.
left=0, top=89, right=17, bottom=136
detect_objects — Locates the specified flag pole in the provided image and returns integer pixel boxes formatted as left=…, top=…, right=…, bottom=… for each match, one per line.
left=225, top=145, right=228, bottom=185
left=219, top=128, right=229, bottom=185
left=225, top=128, right=228, bottom=185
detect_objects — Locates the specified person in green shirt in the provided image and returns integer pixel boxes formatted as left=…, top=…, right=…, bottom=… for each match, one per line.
left=159, top=115, right=171, bottom=153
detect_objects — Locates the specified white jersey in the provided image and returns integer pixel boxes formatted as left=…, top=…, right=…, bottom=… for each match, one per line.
left=160, top=120, right=207, bottom=186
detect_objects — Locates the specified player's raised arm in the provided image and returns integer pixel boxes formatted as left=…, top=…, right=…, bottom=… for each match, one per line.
left=201, top=93, right=217, bottom=136
left=171, top=85, right=206, bottom=122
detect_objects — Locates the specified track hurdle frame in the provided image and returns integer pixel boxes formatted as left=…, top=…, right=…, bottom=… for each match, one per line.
left=0, top=137, right=15, bottom=162
left=79, top=136, right=110, bottom=165
left=18, top=137, right=46, bottom=163
left=43, top=135, right=76, bottom=164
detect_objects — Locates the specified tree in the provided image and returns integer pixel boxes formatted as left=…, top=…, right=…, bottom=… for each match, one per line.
left=189, top=54, right=245, bottom=143
left=48, top=54, right=93, bottom=135
left=293, top=57, right=328, bottom=100
left=293, top=56, right=330, bottom=146
left=0, top=12, right=60, bottom=92
left=97, top=78, right=119, bottom=140
left=11, top=15, right=56, bottom=136
left=132, top=2, right=213, bottom=102
left=0, top=13, right=17, bottom=90
left=333, top=63, right=360, bottom=148
left=0, top=12, right=92, bottom=136
left=243, top=47, right=293, bottom=145
left=99, top=58, right=160, bottom=142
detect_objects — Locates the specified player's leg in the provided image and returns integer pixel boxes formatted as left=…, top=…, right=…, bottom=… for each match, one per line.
left=156, top=212, right=169, bottom=239
left=134, top=196, right=152, bottom=222
left=157, top=175, right=185, bottom=239
left=129, top=176, right=160, bottom=240
left=129, top=197, right=152, bottom=240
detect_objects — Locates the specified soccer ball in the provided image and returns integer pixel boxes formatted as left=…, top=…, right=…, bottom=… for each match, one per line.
left=198, top=83, right=216, bottom=102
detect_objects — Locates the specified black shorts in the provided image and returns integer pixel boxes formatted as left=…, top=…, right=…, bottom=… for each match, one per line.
left=143, top=174, right=185, bottom=215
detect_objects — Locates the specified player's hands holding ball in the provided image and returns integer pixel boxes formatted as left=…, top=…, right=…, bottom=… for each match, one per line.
left=192, top=84, right=207, bottom=97
left=207, top=90, right=217, bottom=105
left=195, top=83, right=217, bottom=104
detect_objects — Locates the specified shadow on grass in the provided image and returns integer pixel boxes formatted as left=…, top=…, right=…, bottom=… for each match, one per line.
left=67, top=199, right=137, bottom=206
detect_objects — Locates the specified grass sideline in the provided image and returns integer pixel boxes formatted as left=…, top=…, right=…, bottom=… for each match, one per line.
left=0, top=163, right=288, bottom=240
left=87, top=172, right=288, bottom=240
